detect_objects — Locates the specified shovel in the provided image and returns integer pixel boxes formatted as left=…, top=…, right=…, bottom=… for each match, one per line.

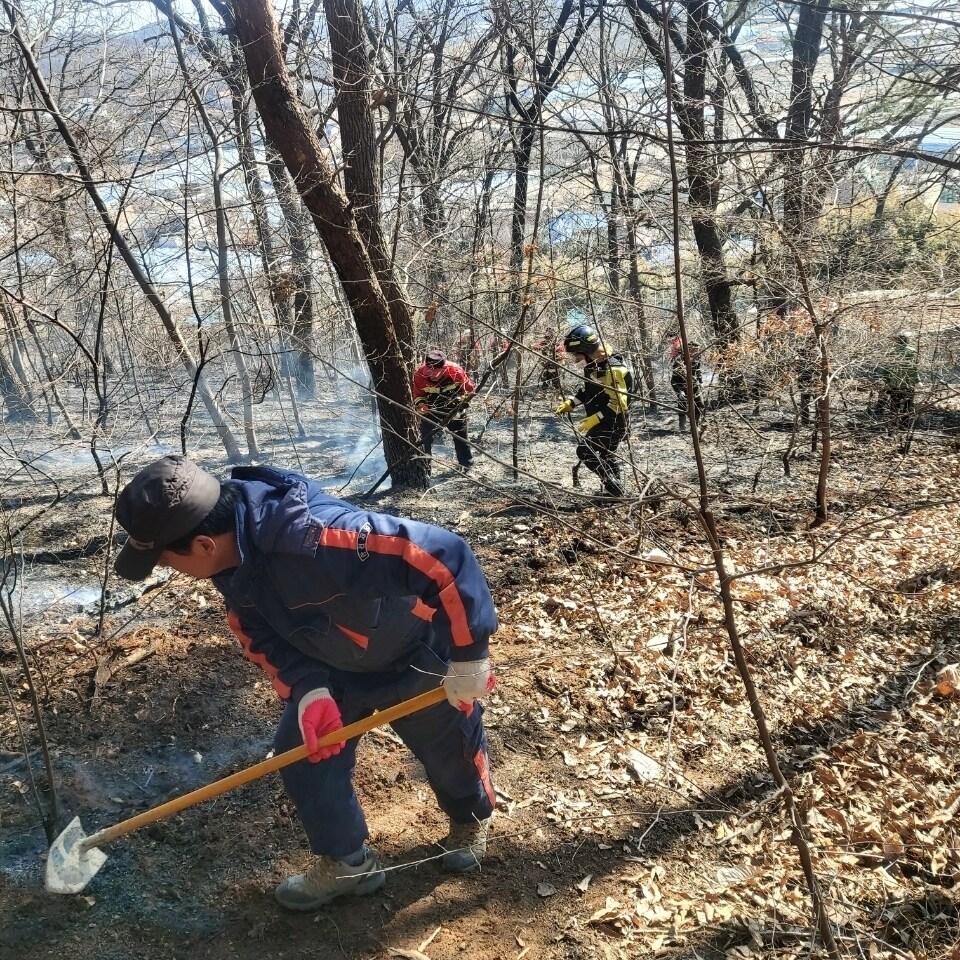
left=46, top=685, right=447, bottom=895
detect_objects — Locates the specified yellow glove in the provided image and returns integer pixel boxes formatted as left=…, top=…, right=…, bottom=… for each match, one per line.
left=578, top=412, right=602, bottom=432
left=554, top=398, right=575, bottom=416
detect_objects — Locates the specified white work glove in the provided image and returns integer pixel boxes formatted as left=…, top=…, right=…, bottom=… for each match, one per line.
left=443, top=658, right=495, bottom=715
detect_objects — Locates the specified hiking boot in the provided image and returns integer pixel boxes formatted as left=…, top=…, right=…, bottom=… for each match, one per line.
left=441, top=816, right=492, bottom=873
left=275, top=848, right=385, bottom=911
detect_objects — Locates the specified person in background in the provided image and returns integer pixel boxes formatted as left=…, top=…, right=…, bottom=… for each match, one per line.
left=879, top=330, right=919, bottom=427
left=554, top=324, right=632, bottom=496
left=668, top=333, right=704, bottom=432
left=413, top=348, right=476, bottom=470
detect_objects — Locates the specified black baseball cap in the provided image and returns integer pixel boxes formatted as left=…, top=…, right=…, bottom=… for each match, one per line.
left=425, top=348, right=446, bottom=367
left=114, top=456, right=221, bottom=581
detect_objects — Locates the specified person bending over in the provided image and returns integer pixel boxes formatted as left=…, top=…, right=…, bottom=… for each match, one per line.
left=113, top=456, right=497, bottom=911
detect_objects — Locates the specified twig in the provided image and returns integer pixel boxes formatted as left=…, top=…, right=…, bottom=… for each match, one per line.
left=96, top=457, right=127, bottom=638
left=418, top=926, right=442, bottom=952
left=0, top=556, right=59, bottom=841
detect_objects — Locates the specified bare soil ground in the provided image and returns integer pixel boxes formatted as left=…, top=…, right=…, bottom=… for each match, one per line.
left=1, top=386, right=958, bottom=960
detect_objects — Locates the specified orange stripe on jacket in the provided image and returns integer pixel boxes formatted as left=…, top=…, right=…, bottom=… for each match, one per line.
left=319, top=527, right=473, bottom=647
left=226, top=609, right=292, bottom=700
left=411, top=597, right=436, bottom=622
left=474, top=749, right=496, bottom=809
left=335, top=623, right=369, bottom=649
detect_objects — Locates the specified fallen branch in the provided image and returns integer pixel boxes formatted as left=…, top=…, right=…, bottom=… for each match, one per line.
left=90, top=638, right=161, bottom=709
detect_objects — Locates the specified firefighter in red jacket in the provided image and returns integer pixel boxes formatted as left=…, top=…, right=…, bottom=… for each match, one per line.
left=413, top=348, right=476, bottom=469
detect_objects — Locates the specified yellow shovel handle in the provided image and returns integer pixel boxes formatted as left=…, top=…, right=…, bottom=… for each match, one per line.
left=83, top=685, right=447, bottom=850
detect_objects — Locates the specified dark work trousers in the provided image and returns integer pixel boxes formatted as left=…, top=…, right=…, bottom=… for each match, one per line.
left=540, top=362, right=561, bottom=393
left=671, top=369, right=704, bottom=430
left=886, top=387, right=915, bottom=427
left=576, top=414, right=627, bottom=493
left=421, top=412, right=473, bottom=467
left=275, top=643, right=495, bottom=859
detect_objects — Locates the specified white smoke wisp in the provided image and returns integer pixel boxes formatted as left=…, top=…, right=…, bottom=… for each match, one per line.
left=319, top=361, right=387, bottom=491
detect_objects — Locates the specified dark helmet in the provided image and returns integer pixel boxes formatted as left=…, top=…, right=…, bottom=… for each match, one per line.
left=424, top=348, right=446, bottom=367
left=563, top=324, right=601, bottom=356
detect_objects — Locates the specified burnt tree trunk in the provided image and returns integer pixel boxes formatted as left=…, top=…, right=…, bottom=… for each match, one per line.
left=624, top=0, right=738, bottom=346
left=784, top=0, right=829, bottom=239
left=510, top=125, right=536, bottom=277
left=232, top=0, right=427, bottom=488
left=322, top=0, right=416, bottom=364
left=680, top=0, right=737, bottom=346
left=778, top=0, right=830, bottom=315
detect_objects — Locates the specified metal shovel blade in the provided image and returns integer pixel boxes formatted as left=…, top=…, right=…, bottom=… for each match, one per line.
left=45, top=817, right=108, bottom=894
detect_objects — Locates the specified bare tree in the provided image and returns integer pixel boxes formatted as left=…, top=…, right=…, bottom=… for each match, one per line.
left=3, top=0, right=243, bottom=462
left=231, top=0, right=429, bottom=487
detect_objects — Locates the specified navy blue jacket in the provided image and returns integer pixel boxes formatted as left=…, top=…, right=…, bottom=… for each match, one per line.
left=212, top=466, right=497, bottom=705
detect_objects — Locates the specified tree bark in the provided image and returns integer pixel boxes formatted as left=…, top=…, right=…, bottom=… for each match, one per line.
left=624, top=0, right=739, bottom=346
left=323, top=0, right=416, bottom=363
left=227, top=87, right=308, bottom=429
left=626, top=219, right=657, bottom=404
left=232, top=0, right=428, bottom=488
left=783, top=0, right=830, bottom=238
left=607, top=182, right=621, bottom=296
left=680, top=0, right=737, bottom=345
left=228, top=67, right=295, bottom=358
left=0, top=297, right=36, bottom=422
left=0, top=333, right=34, bottom=422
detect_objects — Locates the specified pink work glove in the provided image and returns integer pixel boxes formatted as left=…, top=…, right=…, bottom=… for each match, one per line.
left=297, top=688, right=346, bottom=763
left=443, top=658, right=496, bottom=717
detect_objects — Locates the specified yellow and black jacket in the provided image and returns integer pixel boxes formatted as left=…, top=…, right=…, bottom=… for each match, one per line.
left=572, top=354, right=632, bottom=432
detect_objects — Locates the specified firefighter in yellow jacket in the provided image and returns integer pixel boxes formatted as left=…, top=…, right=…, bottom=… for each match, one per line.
left=554, top=324, right=632, bottom=496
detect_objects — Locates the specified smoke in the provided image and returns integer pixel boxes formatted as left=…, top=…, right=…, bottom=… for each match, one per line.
left=321, top=362, right=387, bottom=491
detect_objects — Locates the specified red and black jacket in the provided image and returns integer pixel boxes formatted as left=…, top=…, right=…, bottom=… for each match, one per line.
left=412, top=361, right=475, bottom=415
